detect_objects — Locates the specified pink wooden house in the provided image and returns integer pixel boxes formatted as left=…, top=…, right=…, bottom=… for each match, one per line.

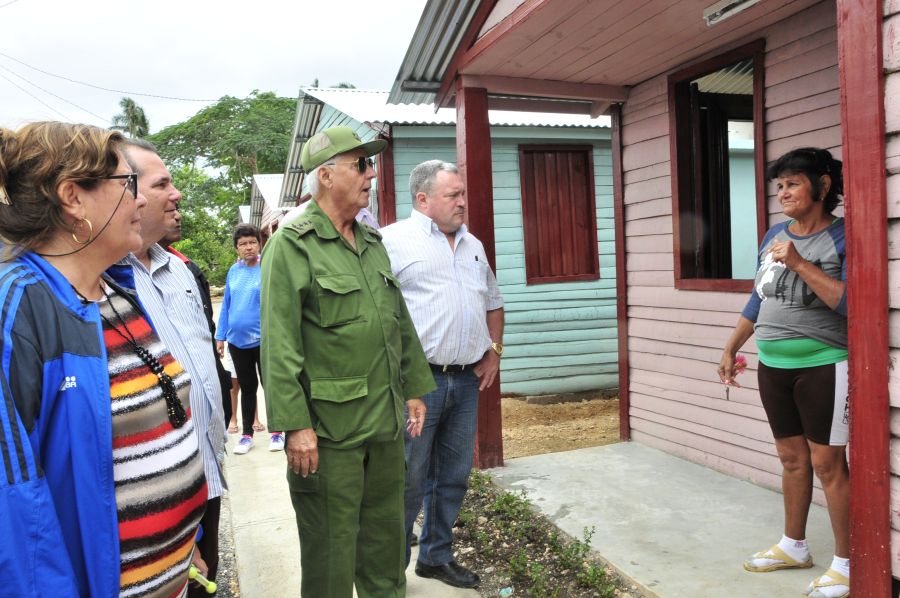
left=389, top=0, right=896, bottom=594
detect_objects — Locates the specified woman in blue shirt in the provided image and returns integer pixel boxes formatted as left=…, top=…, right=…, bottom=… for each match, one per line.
left=216, top=224, right=283, bottom=453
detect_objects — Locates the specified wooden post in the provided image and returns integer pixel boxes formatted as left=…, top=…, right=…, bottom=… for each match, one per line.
left=836, top=0, right=891, bottom=593
left=610, top=104, right=630, bottom=441
left=376, top=134, right=397, bottom=226
left=456, top=81, right=503, bottom=469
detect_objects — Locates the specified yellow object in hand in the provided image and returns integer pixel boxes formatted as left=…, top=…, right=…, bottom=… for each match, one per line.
left=189, top=565, right=217, bottom=594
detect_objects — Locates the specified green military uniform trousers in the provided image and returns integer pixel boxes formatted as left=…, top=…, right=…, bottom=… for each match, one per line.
left=288, top=435, right=407, bottom=598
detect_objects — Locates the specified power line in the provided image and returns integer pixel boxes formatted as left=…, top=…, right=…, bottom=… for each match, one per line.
left=0, top=63, right=109, bottom=124
left=0, top=50, right=218, bottom=102
left=0, top=0, right=23, bottom=9
left=0, top=71, right=75, bottom=122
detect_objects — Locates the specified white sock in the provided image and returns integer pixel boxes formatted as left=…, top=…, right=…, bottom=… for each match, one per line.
left=778, top=534, right=809, bottom=562
left=830, top=555, right=849, bottom=578
left=806, top=557, right=850, bottom=598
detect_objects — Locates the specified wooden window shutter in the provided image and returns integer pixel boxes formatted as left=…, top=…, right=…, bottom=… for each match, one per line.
left=519, top=145, right=600, bottom=284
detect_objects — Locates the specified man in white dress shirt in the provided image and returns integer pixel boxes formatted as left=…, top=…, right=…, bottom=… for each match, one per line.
left=380, top=160, right=504, bottom=589
left=122, top=138, right=227, bottom=596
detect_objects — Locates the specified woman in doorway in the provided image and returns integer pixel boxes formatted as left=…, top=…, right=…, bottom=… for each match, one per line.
left=718, top=147, right=848, bottom=598
left=0, top=122, right=208, bottom=596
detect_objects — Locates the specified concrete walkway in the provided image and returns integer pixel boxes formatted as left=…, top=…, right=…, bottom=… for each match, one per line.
left=489, top=442, right=834, bottom=598
left=219, top=357, right=832, bottom=597
left=223, top=389, right=479, bottom=597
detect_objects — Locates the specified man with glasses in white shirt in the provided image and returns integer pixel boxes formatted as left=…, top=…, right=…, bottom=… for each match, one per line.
left=381, top=159, right=505, bottom=589
left=120, top=138, right=227, bottom=596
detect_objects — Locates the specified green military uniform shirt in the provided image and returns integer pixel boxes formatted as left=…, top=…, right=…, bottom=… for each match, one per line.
left=260, top=200, right=436, bottom=448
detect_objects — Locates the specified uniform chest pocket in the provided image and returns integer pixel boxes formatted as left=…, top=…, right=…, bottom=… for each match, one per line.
left=379, top=269, right=403, bottom=317
left=316, top=274, right=362, bottom=327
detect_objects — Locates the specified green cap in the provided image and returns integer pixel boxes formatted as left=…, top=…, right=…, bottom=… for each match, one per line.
left=300, top=126, right=387, bottom=173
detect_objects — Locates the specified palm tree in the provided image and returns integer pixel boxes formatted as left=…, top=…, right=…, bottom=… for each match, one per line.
left=111, top=97, right=150, bottom=138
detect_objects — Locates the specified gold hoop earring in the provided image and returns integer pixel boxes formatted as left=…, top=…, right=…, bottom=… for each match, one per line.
left=71, top=218, right=94, bottom=245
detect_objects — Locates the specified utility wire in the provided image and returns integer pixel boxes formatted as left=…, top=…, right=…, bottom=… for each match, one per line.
left=0, top=0, right=23, bottom=9
left=0, top=63, right=109, bottom=124
left=0, top=50, right=217, bottom=102
left=0, top=71, right=74, bottom=122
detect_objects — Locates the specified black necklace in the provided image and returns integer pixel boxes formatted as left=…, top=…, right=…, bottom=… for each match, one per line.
left=93, top=285, right=188, bottom=428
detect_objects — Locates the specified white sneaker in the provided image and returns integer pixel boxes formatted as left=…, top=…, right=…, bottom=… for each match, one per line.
left=234, top=435, right=254, bottom=455
left=269, top=433, right=285, bottom=452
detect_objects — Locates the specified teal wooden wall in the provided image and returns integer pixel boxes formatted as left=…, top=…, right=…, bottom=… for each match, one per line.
left=390, top=126, right=617, bottom=395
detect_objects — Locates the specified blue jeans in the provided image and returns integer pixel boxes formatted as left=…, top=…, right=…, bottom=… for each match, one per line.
left=404, top=368, right=479, bottom=566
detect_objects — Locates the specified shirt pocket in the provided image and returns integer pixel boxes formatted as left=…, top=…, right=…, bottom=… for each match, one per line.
left=457, top=260, right=489, bottom=297
left=315, top=274, right=362, bottom=327
left=309, top=375, right=368, bottom=442
left=379, top=269, right=403, bottom=317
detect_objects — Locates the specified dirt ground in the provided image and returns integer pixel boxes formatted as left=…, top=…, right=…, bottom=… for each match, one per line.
left=501, top=392, right=621, bottom=459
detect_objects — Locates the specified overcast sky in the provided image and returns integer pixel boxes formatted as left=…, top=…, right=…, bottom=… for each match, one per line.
left=0, top=0, right=428, bottom=132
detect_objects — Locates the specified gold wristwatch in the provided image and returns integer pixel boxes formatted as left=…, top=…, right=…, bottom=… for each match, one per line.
left=490, top=341, right=504, bottom=357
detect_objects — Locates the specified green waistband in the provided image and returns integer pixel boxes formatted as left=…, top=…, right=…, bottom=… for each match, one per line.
left=756, top=338, right=848, bottom=368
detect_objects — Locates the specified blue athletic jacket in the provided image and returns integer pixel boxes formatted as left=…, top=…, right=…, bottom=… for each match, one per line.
left=0, top=252, right=144, bottom=597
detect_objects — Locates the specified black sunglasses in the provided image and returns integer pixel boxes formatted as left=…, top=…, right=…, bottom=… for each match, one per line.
left=82, top=173, right=138, bottom=199
left=326, top=157, right=376, bottom=174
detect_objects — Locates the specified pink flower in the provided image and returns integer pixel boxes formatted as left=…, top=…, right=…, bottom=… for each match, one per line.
left=734, top=354, right=747, bottom=374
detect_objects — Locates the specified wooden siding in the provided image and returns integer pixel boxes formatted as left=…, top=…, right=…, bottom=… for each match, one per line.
left=885, top=0, right=900, bottom=579
left=391, top=128, right=617, bottom=395
left=622, top=1, right=840, bottom=494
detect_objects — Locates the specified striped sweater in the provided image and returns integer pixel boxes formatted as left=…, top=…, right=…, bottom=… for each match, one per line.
left=100, top=288, right=207, bottom=597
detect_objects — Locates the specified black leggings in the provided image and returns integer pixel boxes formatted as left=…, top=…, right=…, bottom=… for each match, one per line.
left=229, top=344, right=262, bottom=437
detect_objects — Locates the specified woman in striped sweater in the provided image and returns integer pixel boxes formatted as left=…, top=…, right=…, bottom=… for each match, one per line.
left=0, top=122, right=207, bottom=597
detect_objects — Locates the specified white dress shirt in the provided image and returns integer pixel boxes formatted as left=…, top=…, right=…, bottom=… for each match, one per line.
left=380, top=209, right=503, bottom=365
left=125, top=246, right=227, bottom=499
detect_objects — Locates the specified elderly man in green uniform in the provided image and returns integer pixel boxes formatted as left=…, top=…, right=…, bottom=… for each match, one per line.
left=260, top=126, right=436, bottom=598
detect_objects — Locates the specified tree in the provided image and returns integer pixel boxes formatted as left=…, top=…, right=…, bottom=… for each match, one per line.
left=148, top=91, right=295, bottom=284
left=111, top=97, right=150, bottom=138
left=168, top=165, right=240, bottom=286
left=148, top=90, right=295, bottom=189
left=308, top=78, right=355, bottom=89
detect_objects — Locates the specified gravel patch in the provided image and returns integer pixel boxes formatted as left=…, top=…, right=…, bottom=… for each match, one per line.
left=214, top=492, right=240, bottom=597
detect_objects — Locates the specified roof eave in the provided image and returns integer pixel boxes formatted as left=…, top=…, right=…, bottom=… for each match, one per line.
left=388, top=0, right=486, bottom=106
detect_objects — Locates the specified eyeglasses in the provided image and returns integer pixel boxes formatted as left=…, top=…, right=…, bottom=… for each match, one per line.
left=81, top=173, right=139, bottom=200
left=325, top=157, right=376, bottom=174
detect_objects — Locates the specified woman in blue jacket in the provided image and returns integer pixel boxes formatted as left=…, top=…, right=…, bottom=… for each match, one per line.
left=0, top=122, right=207, bottom=597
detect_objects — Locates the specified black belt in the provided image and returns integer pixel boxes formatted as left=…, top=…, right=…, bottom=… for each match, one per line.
left=429, top=362, right=475, bottom=373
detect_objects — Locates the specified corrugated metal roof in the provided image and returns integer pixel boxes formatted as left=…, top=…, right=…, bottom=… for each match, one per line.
left=278, top=92, right=322, bottom=208
left=694, top=59, right=754, bottom=94
left=388, top=0, right=481, bottom=105
left=250, top=174, right=286, bottom=228
left=303, top=88, right=608, bottom=128
left=254, top=174, right=284, bottom=205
